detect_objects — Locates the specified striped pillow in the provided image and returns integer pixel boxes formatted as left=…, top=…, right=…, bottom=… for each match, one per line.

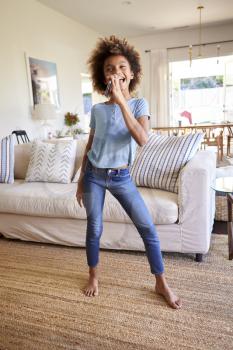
left=130, top=132, right=204, bottom=193
left=0, top=135, right=15, bottom=184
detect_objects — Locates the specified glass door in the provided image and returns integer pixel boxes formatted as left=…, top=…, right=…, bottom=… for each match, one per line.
left=224, top=60, right=233, bottom=122
left=169, top=55, right=233, bottom=126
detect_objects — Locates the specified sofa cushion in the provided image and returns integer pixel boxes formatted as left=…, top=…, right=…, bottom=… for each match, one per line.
left=0, top=180, right=178, bottom=224
left=0, top=135, right=15, bottom=184
left=25, top=140, right=77, bottom=183
left=130, top=132, right=204, bottom=193
left=72, top=139, right=87, bottom=180
left=14, top=143, right=33, bottom=179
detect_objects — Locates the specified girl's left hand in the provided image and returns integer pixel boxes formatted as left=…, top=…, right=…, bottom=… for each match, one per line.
left=108, top=74, right=126, bottom=105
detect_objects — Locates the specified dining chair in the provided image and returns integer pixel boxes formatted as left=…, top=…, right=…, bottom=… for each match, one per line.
left=201, top=128, right=224, bottom=161
left=227, top=126, right=233, bottom=156
left=12, top=130, right=30, bottom=144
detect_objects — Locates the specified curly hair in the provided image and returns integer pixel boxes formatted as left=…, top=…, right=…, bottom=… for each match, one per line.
left=87, top=35, right=142, bottom=95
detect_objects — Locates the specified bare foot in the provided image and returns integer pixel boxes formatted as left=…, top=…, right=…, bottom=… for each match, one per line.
left=84, top=276, right=99, bottom=297
left=155, top=284, right=182, bottom=309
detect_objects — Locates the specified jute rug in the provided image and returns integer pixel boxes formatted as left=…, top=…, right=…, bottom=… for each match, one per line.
left=0, top=234, right=232, bottom=350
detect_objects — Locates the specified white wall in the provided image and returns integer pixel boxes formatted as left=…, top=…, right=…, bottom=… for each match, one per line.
left=130, top=23, right=233, bottom=112
left=1, top=1, right=232, bottom=136
left=0, top=0, right=100, bottom=140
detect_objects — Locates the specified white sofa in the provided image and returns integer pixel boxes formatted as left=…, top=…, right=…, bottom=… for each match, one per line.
left=0, top=139, right=216, bottom=262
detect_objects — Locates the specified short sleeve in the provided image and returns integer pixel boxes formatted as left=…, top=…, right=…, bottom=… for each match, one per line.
left=135, top=98, right=151, bottom=120
left=89, top=105, right=96, bottom=129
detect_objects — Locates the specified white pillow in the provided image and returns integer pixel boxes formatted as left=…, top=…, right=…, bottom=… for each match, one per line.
left=46, top=138, right=87, bottom=181
left=25, top=140, right=77, bottom=183
left=130, top=132, right=204, bottom=193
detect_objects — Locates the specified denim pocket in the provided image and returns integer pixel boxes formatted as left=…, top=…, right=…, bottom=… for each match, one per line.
left=111, top=168, right=130, bottom=181
left=119, top=168, right=130, bottom=175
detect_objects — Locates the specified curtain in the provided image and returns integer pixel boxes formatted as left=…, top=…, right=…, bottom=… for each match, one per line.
left=149, top=49, right=169, bottom=127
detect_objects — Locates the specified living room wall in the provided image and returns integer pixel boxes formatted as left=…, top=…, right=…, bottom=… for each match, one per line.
left=0, top=0, right=101, bottom=141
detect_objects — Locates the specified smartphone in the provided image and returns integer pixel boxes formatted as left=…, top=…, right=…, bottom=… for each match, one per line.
left=104, top=80, right=112, bottom=97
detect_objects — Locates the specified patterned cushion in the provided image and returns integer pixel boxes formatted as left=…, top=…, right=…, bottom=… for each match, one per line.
left=130, top=132, right=204, bottom=193
left=25, top=140, right=76, bottom=183
left=0, top=135, right=15, bottom=184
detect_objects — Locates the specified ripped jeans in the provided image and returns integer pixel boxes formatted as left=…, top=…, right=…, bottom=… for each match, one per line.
left=82, top=157, right=164, bottom=275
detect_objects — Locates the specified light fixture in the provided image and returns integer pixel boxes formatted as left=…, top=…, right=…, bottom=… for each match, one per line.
left=197, top=5, right=204, bottom=58
left=187, top=6, right=223, bottom=67
left=33, top=104, right=57, bottom=124
left=187, top=5, right=204, bottom=66
left=33, top=103, right=57, bottom=140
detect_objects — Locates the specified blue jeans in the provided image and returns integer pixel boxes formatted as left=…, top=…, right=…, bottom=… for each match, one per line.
left=82, top=158, right=164, bottom=275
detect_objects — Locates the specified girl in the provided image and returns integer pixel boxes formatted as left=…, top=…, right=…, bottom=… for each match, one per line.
left=76, top=36, right=182, bottom=309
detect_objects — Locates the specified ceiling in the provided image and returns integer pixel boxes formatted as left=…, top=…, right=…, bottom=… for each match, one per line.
left=37, top=0, right=233, bottom=37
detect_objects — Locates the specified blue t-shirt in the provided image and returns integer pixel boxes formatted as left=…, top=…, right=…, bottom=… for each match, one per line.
left=87, top=97, right=150, bottom=168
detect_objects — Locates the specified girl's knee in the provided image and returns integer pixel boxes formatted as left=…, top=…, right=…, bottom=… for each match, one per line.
left=86, top=223, right=103, bottom=240
left=137, top=222, right=158, bottom=239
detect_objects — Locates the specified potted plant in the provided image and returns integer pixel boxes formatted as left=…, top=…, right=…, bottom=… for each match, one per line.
left=64, top=112, right=81, bottom=137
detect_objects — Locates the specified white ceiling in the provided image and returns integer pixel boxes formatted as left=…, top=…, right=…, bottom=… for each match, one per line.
left=37, top=0, right=233, bottom=37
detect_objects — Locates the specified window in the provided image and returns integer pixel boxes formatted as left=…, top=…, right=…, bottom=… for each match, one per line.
left=169, top=55, right=233, bottom=125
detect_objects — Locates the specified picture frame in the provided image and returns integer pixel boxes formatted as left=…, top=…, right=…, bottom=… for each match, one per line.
left=25, top=53, right=60, bottom=109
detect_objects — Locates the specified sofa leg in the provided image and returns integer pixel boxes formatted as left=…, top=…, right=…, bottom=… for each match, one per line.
left=195, top=253, right=203, bottom=262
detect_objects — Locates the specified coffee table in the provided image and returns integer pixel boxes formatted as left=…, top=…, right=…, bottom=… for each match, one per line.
left=213, top=177, right=233, bottom=260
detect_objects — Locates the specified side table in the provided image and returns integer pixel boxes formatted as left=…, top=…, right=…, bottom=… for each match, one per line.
left=213, top=177, right=233, bottom=260
left=227, top=193, right=233, bottom=260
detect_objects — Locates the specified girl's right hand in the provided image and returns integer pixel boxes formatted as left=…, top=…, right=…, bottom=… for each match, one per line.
left=76, top=181, right=84, bottom=208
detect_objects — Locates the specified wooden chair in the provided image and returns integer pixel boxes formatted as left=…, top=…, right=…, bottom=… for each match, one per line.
left=201, top=128, right=223, bottom=161
left=227, top=126, right=233, bottom=156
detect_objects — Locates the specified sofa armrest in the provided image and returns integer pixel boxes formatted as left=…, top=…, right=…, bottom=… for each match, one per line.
left=178, top=150, right=216, bottom=253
